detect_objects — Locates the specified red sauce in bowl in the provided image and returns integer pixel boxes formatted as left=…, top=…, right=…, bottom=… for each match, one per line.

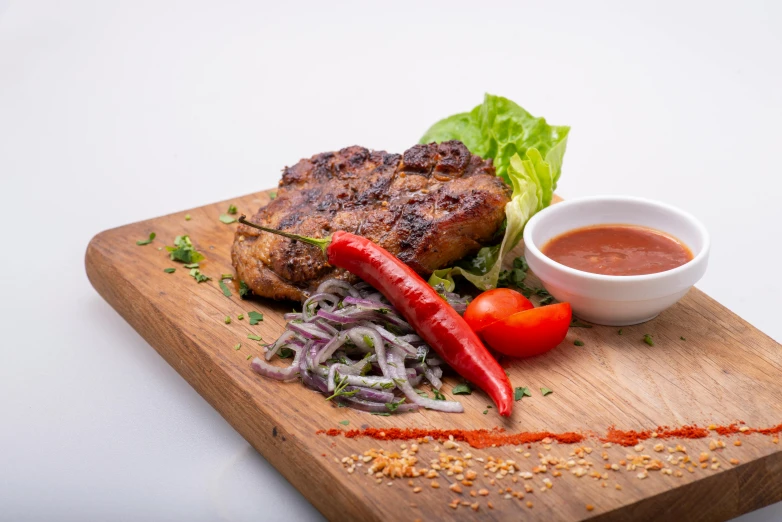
left=541, top=224, right=693, bottom=276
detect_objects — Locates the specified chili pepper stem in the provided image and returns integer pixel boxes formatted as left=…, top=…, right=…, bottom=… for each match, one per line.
left=238, top=215, right=331, bottom=254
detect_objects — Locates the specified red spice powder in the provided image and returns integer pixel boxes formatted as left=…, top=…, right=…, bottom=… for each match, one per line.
left=317, top=421, right=780, bottom=448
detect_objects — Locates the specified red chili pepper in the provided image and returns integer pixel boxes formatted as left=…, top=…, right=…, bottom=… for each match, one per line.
left=238, top=216, right=514, bottom=416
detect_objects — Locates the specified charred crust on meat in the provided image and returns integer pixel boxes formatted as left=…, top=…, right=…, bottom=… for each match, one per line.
left=231, top=141, right=510, bottom=302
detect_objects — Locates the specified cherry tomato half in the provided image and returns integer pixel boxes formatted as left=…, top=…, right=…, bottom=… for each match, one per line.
left=463, top=288, right=533, bottom=333
left=481, top=302, right=572, bottom=358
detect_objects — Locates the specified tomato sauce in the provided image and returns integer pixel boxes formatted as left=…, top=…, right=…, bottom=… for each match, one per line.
left=541, top=224, right=693, bottom=276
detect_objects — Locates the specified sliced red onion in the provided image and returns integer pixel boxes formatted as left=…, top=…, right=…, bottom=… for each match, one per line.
left=288, top=321, right=332, bottom=341
left=316, top=331, right=350, bottom=365
left=343, top=296, right=399, bottom=315
left=317, top=279, right=361, bottom=297
left=387, top=348, right=463, bottom=413
left=250, top=278, right=466, bottom=415
left=316, top=309, right=359, bottom=324
left=340, top=397, right=419, bottom=413
left=424, top=368, right=443, bottom=390
left=251, top=346, right=302, bottom=382
left=365, top=323, right=418, bottom=356
left=342, top=374, right=394, bottom=389
left=302, top=292, right=340, bottom=321
left=264, top=330, right=298, bottom=361
left=426, top=356, right=444, bottom=366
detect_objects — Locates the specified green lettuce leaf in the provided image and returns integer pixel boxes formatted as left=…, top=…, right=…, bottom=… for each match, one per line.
left=420, top=94, right=569, bottom=290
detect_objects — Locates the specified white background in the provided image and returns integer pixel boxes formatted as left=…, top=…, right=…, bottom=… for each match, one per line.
left=1, top=1, right=780, bottom=520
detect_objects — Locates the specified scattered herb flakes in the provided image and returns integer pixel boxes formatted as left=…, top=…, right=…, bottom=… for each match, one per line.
left=269, top=191, right=277, bottom=200
left=278, top=347, right=295, bottom=359
left=541, top=387, right=553, bottom=396
left=189, top=268, right=211, bottom=283
left=643, top=334, right=655, bottom=346
left=513, top=256, right=529, bottom=272
left=183, top=263, right=200, bottom=269
left=618, top=328, right=623, bottom=335
left=167, top=235, right=205, bottom=264
left=227, top=204, right=238, bottom=215
left=234, top=343, right=241, bottom=350
left=238, top=280, right=251, bottom=299
left=219, top=214, right=237, bottom=224
left=248, top=311, right=264, bottom=325
left=415, top=390, right=429, bottom=398
left=574, top=339, right=584, bottom=346
left=224, top=316, right=231, bottom=324
left=184, top=214, right=192, bottom=221
left=680, top=336, right=687, bottom=341
left=237, top=314, right=244, bottom=320
left=219, top=280, right=232, bottom=297
left=371, top=412, right=391, bottom=416
left=570, top=318, right=593, bottom=328
left=247, top=334, right=263, bottom=342
left=246, top=354, right=252, bottom=360
left=483, top=409, right=489, bottom=415
left=339, top=420, right=350, bottom=426
left=514, top=387, right=532, bottom=401
left=221, top=273, right=234, bottom=280
left=163, top=268, right=176, bottom=274
left=136, top=232, right=156, bottom=246
left=385, top=401, right=402, bottom=412
left=433, top=389, right=446, bottom=401
left=539, top=295, right=555, bottom=306
left=452, top=383, right=473, bottom=395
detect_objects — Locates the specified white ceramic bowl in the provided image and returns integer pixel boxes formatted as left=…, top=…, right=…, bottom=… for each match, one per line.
left=523, top=196, right=710, bottom=326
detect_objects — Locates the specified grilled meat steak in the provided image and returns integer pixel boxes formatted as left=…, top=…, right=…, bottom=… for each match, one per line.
left=232, top=141, right=511, bottom=301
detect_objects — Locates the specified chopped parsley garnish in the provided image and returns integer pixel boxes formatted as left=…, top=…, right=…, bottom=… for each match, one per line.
left=541, top=387, right=553, bottom=396
left=362, top=334, right=374, bottom=348
left=269, top=192, right=277, bottom=200
left=539, top=295, right=555, bottom=306
left=184, top=214, right=191, bottom=221
left=680, top=336, right=686, bottom=341
left=189, top=268, right=210, bottom=283
left=219, top=280, right=232, bottom=297
left=482, top=409, right=488, bottom=415
left=247, top=334, right=262, bottom=341
left=224, top=316, right=231, bottom=324
left=433, top=389, right=446, bottom=401
left=371, top=412, right=391, bottom=416
left=227, top=204, right=238, bottom=215
left=246, top=354, right=252, bottom=360
left=136, top=232, right=156, bottom=246
left=183, top=263, right=199, bottom=269
left=415, top=390, right=429, bottom=398
left=618, top=329, right=623, bottom=335
left=385, top=399, right=405, bottom=412
left=166, top=235, right=205, bottom=264
left=514, top=386, right=532, bottom=401
left=163, top=268, right=176, bottom=274
left=325, top=376, right=358, bottom=401
left=234, top=343, right=241, bottom=350
left=248, top=311, right=264, bottom=325
left=219, top=214, right=236, bottom=224
left=574, top=339, right=584, bottom=346
left=452, top=383, right=473, bottom=395
left=238, top=280, right=251, bottom=299
left=643, top=334, right=654, bottom=346
left=237, top=314, right=244, bottom=320
left=278, top=347, right=295, bottom=359
left=221, top=273, right=234, bottom=280
left=339, top=420, right=350, bottom=426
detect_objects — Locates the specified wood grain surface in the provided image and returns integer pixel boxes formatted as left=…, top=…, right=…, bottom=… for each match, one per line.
left=85, top=191, right=782, bottom=521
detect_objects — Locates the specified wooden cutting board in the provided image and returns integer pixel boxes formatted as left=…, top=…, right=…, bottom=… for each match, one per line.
left=86, top=190, right=782, bottom=522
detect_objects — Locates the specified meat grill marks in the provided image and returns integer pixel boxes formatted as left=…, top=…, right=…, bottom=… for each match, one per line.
left=232, top=141, right=511, bottom=301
